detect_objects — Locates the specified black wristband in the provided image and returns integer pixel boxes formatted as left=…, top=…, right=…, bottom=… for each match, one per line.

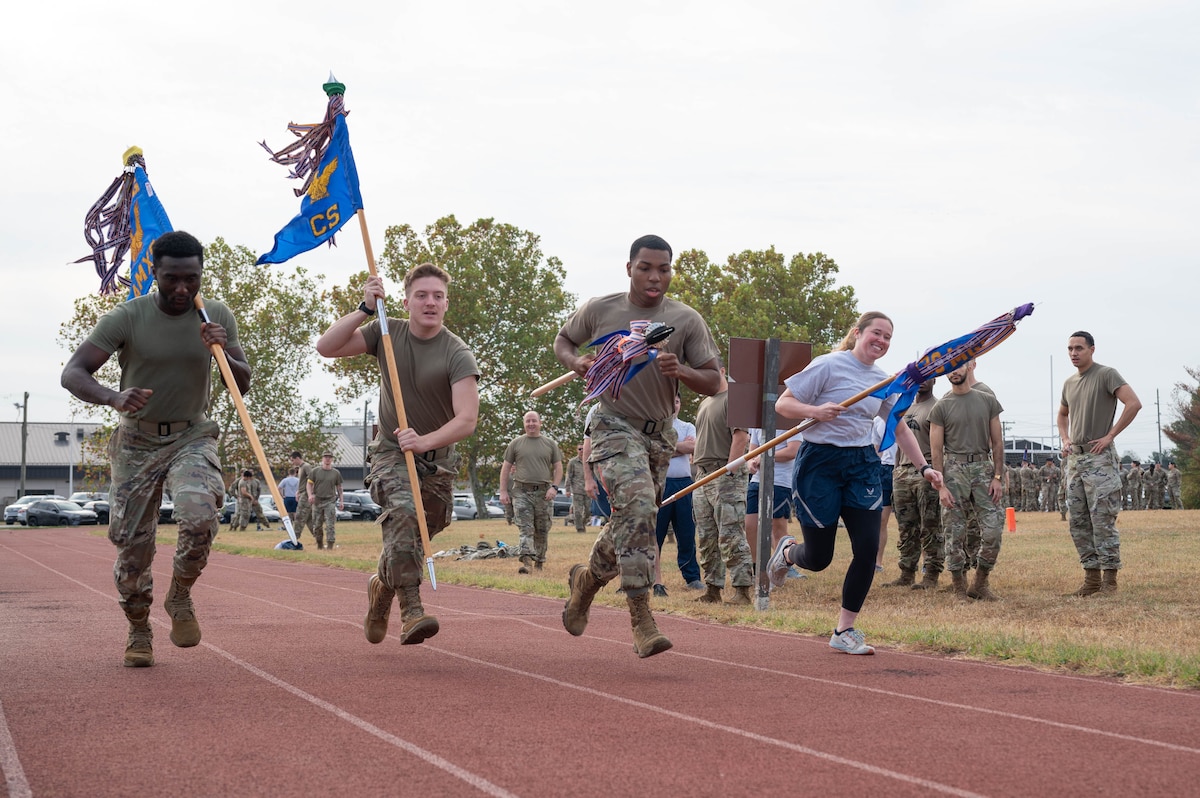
left=357, top=301, right=376, bottom=316
left=919, top=464, right=932, bottom=476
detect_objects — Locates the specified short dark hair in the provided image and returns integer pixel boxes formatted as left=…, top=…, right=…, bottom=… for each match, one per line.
left=290, top=451, right=302, bottom=458
left=1069, top=330, right=1095, bottom=347
left=151, top=231, right=204, bottom=266
left=629, top=234, right=672, bottom=262
left=242, top=469, right=253, bottom=477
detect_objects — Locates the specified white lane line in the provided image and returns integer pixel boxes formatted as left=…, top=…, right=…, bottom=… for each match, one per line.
left=0, top=698, right=33, bottom=798
left=0, top=546, right=518, bottom=798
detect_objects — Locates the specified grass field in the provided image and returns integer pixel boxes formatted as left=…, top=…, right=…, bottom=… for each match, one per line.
left=200, top=508, right=1200, bottom=689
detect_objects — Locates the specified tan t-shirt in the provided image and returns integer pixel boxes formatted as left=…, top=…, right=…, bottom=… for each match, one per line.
left=1061, top=363, right=1127, bottom=446
left=929, top=389, right=1003, bottom=455
left=87, top=294, right=238, bottom=423
left=503, top=434, right=562, bottom=485
left=559, top=292, right=718, bottom=422
left=360, top=319, right=480, bottom=444
left=308, top=467, right=343, bottom=502
left=693, top=390, right=743, bottom=470
left=896, top=395, right=936, bottom=466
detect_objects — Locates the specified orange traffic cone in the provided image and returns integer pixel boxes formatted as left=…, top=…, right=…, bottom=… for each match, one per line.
left=1005, top=506, right=1016, bottom=532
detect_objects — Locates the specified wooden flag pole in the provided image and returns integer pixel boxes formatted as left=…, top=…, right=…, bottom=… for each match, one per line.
left=193, top=295, right=297, bottom=545
left=531, top=370, right=578, bottom=397
left=660, top=373, right=898, bottom=506
left=356, top=209, right=438, bottom=588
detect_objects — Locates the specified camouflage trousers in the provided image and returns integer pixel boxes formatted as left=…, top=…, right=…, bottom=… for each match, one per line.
left=694, top=468, right=753, bottom=589
left=512, top=481, right=553, bottom=564
left=584, top=411, right=676, bottom=596
left=312, top=499, right=338, bottom=545
left=367, top=440, right=455, bottom=590
left=1168, top=484, right=1183, bottom=510
left=1058, top=476, right=1068, bottom=519
left=571, top=494, right=589, bottom=532
left=294, top=495, right=313, bottom=540
left=891, top=465, right=944, bottom=574
left=1066, top=448, right=1122, bottom=570
left=940, top=460, right=1004, bottom=572
left=235, top=496, right=257, bottom=530
left=1044, top=480, right=1060, bottom=512
left=107, top=420, right=224, bottom=617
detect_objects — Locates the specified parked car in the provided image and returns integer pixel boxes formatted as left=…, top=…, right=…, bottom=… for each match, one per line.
left=552, top=487, right=572, bottom=517
left=220, top=495, right=282, bottom=525
left=342, top=492, right=382, bottom=521
left=83, top=499, right=110, bottom=524
left=6, top=495, right=65, bottom=525
left=24, top=499, right=99, bottom=527
left=159, top=497, right=175, bottom=523
left=452, top=492, right=505, bottom=520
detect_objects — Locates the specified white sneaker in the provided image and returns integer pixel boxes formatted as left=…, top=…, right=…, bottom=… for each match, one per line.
left=830, top=627, right=875, bottom=655
left=767, top=535, right=796, bottom=588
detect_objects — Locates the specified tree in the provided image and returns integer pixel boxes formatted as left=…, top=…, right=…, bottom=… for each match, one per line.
left=58, top=237, right=338, bottom=487
left=321, top=216, right=580, bottom=508
left=1163, top=366, right=1200, bottom=508
left=669, top=246, right=859, bottom=416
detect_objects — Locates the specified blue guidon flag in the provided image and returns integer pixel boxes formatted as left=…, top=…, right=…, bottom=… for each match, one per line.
left=256, top=77, right=364, bottom=265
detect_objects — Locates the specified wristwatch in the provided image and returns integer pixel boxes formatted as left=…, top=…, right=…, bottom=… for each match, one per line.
left=357, top=301, right=376, bottom=316
left=993, top=474, right=1003, bottom=481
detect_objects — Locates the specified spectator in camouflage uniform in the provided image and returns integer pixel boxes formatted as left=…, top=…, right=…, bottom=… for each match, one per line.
left=930, top=363, right=1006, bottom=601
left=884, top=377, right=944, bottom=590
left=500, top=411, right=564, bottom=573
left=1058, top=331, right=1141, bottom=596
left=1040, top=458, right=1061, bottom=513
left=290, top=451, right=314, bottom=542
left=307, top=452, right=343, bottom=549
left=317, top=266, right=480, bottom=646
left=1126, top=461, right=1144, bottom=510
left=692, top=369, right=754, bottom=606
left=234, top=468, right=262, bottom=530
left=959, top=364, right=996, bottom=569
left=1008, top=463, right=1023, bottom=512
left=1167, top=462, right=1184, bottom=510
left=556, top=234, right=721, bottom=658
left=565, top=452, right=589, bottom=533
left=1019, top=461, right=1039, bottom=511
left=61, top=231, right=249, bottom=667
left=1145, top=463, right=1166, bottom=510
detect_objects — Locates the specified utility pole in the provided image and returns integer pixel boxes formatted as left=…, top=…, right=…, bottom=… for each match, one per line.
left=1157, top=389, right=1163, bottom=463
left=16, top=392, right=28, bottom=497
left=362, top=398, right=374, bottom=488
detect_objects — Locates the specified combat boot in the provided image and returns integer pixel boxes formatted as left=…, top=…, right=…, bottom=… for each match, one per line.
left=123, top=608, right=154, bottom=668
left=518, top=555, right=532, bottom=575
left=912, top=569, right=940, bottom=591
left=626, top=592, right=672, bottom=658
left=364, top=574, right=395, bottom=644
left=967, top=568, right=1000, bottom=601
left=562, top=564, right=603, bottom=636
left=950, top=570, right=969, bottom=601
left=163, top=574, right=201, bottom=647
left=884, top=568, right=916, bottom=588
left=695, top=584, right=723, bottom=604
left=397, top=585, right=439, bottom=645
left=1073, top=568, right=1102, bottom=597
left=1101, top=569, right=1119, bottom=594
left=725, top=585, right=753, bottom=606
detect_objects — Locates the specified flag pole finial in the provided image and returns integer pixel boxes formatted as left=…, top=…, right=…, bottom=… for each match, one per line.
left=122, top=146, right=144, bottom=166
left=324, top=72, right=345, bottom=97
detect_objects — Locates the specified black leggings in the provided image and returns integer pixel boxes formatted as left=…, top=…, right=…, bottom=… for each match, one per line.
left=787, top=507, right=881, bottom=613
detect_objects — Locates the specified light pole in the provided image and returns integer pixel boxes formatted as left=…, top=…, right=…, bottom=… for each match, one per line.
left=362, top=398, right=374, bottom=488
left=15, top=393, right=28, bottom=497
left=55, top=431, right=75, bottom=496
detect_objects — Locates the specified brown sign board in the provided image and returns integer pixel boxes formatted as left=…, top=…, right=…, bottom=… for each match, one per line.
left=726, top=338, right=812, bottom=429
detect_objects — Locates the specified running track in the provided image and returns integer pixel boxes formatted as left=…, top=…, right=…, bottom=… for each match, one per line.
left=3, top=527, right=1198, bottom=797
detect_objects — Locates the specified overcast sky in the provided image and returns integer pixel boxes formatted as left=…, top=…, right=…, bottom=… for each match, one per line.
left=2, top=1, right=1195, bottom=460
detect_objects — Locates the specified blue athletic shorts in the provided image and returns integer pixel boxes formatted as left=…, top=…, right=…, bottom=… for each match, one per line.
left=746, top=482, right=793, bottom=519
left=879, top=464, right=894, bottom=507
left=791, top=443, right=883, bottom=529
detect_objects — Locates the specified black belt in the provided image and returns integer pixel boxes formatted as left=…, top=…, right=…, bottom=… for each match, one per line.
left=120, top=417, right=204, bottom=436
left=623, top=417, right=670, bottom=435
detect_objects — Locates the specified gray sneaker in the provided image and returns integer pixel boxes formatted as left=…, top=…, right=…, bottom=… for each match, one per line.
left=830, top=627, right=875, bottom=655
left=685, top=580, right=706, bottom=591
left=767, top=535, right=796, bottom=588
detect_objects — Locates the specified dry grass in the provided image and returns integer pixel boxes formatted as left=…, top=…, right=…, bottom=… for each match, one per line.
left=204, top=508, right=1200, bottom=689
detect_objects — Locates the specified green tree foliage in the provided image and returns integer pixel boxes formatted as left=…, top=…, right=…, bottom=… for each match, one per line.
left=1163, top=366, right=1200, bottom=508
left=58, top=238, right=337, bottom=487
left=321, top=216, right=580, bottom=505
left=668, top=246, right=859, bottom=416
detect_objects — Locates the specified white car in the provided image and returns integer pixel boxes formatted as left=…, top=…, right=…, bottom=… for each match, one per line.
left=452, top=492, right=505, bottom=520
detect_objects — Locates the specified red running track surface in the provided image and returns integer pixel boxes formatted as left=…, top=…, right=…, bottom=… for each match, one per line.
left=2, top=527, right=1198, bottom=797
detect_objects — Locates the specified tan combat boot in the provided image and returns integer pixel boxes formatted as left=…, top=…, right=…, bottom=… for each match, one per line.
left=725, top=586, right=753, bottom=606
left=967, top=568, right=1000, bottom=601
left=518, top=555, right=533, bottom=575
left=123, top=607, right=154, bottom=668
left=364, top=574, right=395, bottom=644
left=163, top=574, right=201, bottom=647
left=884, top=569, right=916, bottom=588
left=626, top=592, right=673, bottom=658
left=1101, top=569, right=1118, bottom=594
left=562, top=564, right=604, bottom=636
left=912, top=570, right=940, bottom=591
left=696, top=584, right=723, bottom=604
left=1073, top=568, right=1102, bottom=597
left=950, top=570, right=969, bottom=601
left=398, top=585, right=439, bottom=645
